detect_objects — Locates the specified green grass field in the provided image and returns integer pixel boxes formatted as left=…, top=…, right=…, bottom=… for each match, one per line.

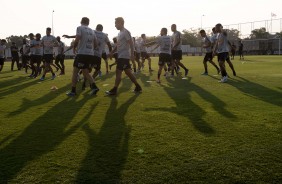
left=0, top=56, right=281, bottom=183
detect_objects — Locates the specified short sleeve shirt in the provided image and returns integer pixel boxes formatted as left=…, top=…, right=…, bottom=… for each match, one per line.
left=117, top=28, right=132, bottom=59
left=41, top=35, right=58, bottom=55
left=94, top=31, right=110, bottom=57
left=156, top=36, right=171, bottom=54
left=171, top=31, right=182, bottom=50
left=76, top=25, right=96, bottom=55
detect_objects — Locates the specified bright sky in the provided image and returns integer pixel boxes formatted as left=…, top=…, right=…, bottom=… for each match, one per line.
left=1, top=0, right=282, bottom=45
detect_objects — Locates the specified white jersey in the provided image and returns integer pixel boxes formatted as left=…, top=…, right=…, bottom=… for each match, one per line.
left=171, top=31, right=182, bottom=50
left=216, top=33, right=229, bottom=53
left=31, top=40, right=43, bottom=56
left=156, top=35, right=171, bottom=54
left=0, top=45, right=6, bottom=58
left=203, top=36, right=212, bottom=53
left=139, top=39, right=147, bottom=52
left=57, top=41, right=65, bottom=55
left=135, top=40, right=141, bottom=53
left=76, top=25, right=96, bottom=55
left=29, top=39, right=36, bottom=55
left=23, top=44, right=30, bottom=55
left=117, top=28, right=132, bottom=59
left=94, top=30, right=110, bottom=58
left=210, top=33, right=218, bottom=44
left=41, top=35, right=58, bottom=55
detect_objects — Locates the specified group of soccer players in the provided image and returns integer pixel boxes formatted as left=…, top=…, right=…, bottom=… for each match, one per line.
left=0, top=16, right=238, bottom=96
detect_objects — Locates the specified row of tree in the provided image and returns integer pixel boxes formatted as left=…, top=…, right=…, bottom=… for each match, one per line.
left=3, top=28, right=282, bottom=48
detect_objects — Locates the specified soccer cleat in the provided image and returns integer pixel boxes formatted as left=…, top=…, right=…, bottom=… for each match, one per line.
left=156, top=79, right=161, bottom=83
left=133, top=85, right=142, bottom=93
left=51, top=74, right=56, bottom=80
left=201, top=72, right=208, bottom=75
left=219, top=76, right=228, bottom=83
left=66, top=91, right=76, bottom=97
left=185, top=69, right=189, bottom=76
left=90, top=87, right=99, bottom=95
left=40, top=76, right=45, bottom=81
left=105, top=88, right=117, bottom=95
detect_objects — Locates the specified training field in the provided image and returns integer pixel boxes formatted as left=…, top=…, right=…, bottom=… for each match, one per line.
left=0, top=56, right=281, bottom=183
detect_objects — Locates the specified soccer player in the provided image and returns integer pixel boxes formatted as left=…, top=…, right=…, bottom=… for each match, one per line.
left=171, top=24, right=189, bottom=77
left=199, top=30, right=220, bottom=75
left=0, top=39, right=7, bottom=72
left=21, top=39, right=30, bottom=73
left=231, top=42, right=236, bottom=60
left=148, top=28, right=172, bottom=83
left=140, top=34, right=153, bottom=72
left=133, top=37, right=141, bottom=73
left=30, top=33, right=43, bottom=78
left=109, top=37, right=118, bottom=70
left=28, top=33, right=37, bottom=77
left=40, top=27, right=58, bottom=80
left=10, top=42, right=20, bottom=71
left=238, top=40, right=244, bottom=60
left=54, top=36, right=65, bottom=75
left=106, top=17, right=142, bottom=95
left=66, top=17, right=99, bottom=96
left=92, top=24, right=112, bottom=79
left=213, top=24, right=229, bottom=83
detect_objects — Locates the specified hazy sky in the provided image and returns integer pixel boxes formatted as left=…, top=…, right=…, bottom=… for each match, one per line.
left=1, top=0, right=281, bottom=45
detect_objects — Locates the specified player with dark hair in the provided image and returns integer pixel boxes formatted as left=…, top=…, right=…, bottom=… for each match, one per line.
left=171, top=24, right=189, bottom=77
left=199, top=29, right=220, bottom=75
left=66, top=17, right=99, bottom=96
left=140, top=33, right=153, bottom=72
left=55, top=36, right=65, bottom=75
left=40, top=27, right=58, bottom=80
left=238, top=40, right=244, bottom=60
left=10, top=42, right=20, bottom=71
left=0, top=39, right=7, bottom=72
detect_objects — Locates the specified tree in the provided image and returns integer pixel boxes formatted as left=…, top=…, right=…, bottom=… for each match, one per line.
left=225, top=29, right=240, bottom=43
left=249, top=27, right=270, bottom=39
left=182, top=29, right=202, bottom=47
left=5, top=35, right=29, bottom=48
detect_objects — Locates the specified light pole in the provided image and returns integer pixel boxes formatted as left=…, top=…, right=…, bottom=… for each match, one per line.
left=201, top=15, right=205, bottom=29
left=52, top=10, right=54, bottom=35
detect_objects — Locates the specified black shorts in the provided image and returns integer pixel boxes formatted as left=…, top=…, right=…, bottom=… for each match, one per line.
left=135, top=51, right=140, bottom=61
left=117, top=58, right=131, bottom=70
left=204, top=52, right=213, bottom=62
left=12, top=56, right=19, bottom=61
left=91, top=55, right=102, bottom=70
left=102, top=52, right=107, bottom=61
left=141, top=52, right=150, bottom=60
left=0, top=58, right=5, bottom=65
left=43, top=54, right=53, bottom=63
left=22, top=55, right=30, bottom=63
left=113, top=53, right=118, bottom=61
left=73, top=54, right=93, bottom=69
left=171, top=50, right=182, bottom=60
left=218, top=52, right=229, bottom=62
left=31, top=55, right=42, bottom=65
left=158, top=53, right=171, bottom=66
left=55, top=54, right=65, bottom=62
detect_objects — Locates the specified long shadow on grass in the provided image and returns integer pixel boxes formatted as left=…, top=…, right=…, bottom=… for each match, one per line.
left=7, top=84, right=70, bottom=117
left=75, top=94, right=139, bottom=183
left=228, top=76, right=282, bottom=107
left=0, top=76, right=36, bottom=96
left=0, top=96, right=95, bottom=183
left=146, top=77, right=236, bottom=134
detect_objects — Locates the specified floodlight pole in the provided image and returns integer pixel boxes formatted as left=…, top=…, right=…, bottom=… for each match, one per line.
left=52, top=10, right=54, bottom=36
left=201, top=15, right=205, bottom=29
